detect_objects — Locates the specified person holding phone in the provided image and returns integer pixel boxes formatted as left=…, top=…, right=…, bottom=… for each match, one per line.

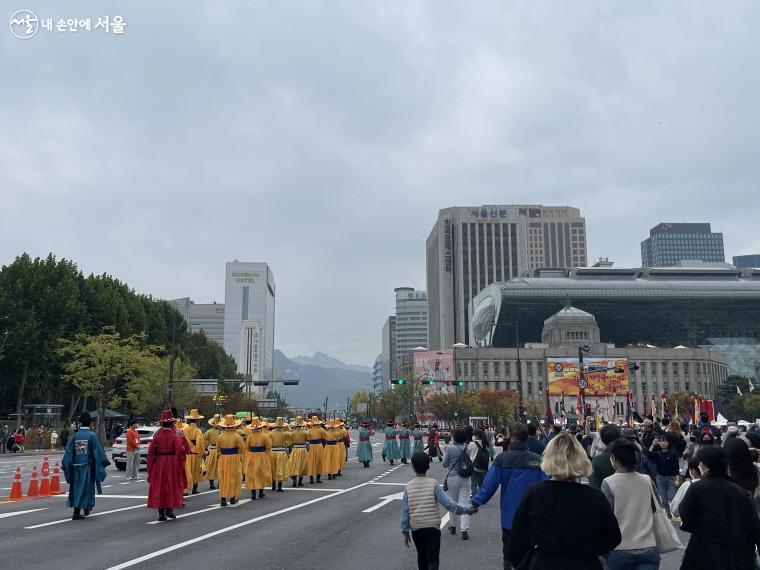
left=646, top=433, right=680, bottom=519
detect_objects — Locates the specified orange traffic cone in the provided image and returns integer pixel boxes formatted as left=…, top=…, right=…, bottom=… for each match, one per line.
left=26, top=465, right=39, bottom=498
left=39, top=459, right=50, bottom=496
left=50, top=461, right=62, bottom=495
left=8, top=466, right=23, bottom=500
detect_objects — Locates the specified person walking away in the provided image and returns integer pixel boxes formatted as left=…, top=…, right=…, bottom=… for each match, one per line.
left=61, top=412, right=110, bottom=520
left=671, top=456, right=701, bottom=519
left=269, top=417, right=291, bottom=491
left=287, top=416, right=309, bottom=487
left=50, top=429, right=59, bottom=451
left=182, top=409, right=206, bottom=495
left=471, top=422, right=547, bottom=569
left=216, top=414, right=245, bottom=506
left=399, top=421, right=412, bottom=464
left=412, top=423, right=424, bottom=454
left=725, top=438, right=760, bottom=510
left=60, top=426, right=70, bottom=449
left=0, top=424, right=8, bottom=454
left=306, top=416, right=326, bottom=484
left=357, top=421, right=373, bottom=467
left=401, top=451, right=477, bottom=570
left=204, top=415, right=222, bottom=490
left=147, top=410, right=186, bottom=521
left=442, top=428, right=475, bottom=540
left=245, top=418, right=272, bottom=499
left=125, top=420, right=140, bottom=480
left=526, top=423, right=546, bottom=455
left=383, top=420, right=401, bottom=465
left=469, top=429, right=490, bottom=497
left=679, top=445, right=760, bottom=570
left=36, top=425, right=44, bottom=451
left=601, top=438, right=660, bottom=569
left=427, top=424, right=442, bottom=462
left=590, top=424, right=622, bottom=489
left=508, top=433, right=622, bottom=570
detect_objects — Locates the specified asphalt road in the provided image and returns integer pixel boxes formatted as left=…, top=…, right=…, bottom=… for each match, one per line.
left=0, top=433, right=689, bottom=569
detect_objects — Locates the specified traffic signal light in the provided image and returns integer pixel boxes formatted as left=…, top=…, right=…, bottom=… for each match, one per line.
left=422, top=379, right=434, bottom=385
left=455, top=380, right=465, bottom=387
left=253, top=381, right=270, bottom=386
left=391, top=378, right=406, bottom=385
left=283, top=380, right=300, bottom=386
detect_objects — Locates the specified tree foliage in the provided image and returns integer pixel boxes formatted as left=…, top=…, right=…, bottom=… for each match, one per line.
left=0, top=252, right=236, bottom=423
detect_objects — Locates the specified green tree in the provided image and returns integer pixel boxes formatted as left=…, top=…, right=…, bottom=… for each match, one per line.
left=126, top=354, right=197, bottom=420
left=57, top=330, right=157, bottom=442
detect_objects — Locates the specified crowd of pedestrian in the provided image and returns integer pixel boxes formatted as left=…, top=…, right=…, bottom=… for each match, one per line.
left=401, top=413, right=760, bottom=570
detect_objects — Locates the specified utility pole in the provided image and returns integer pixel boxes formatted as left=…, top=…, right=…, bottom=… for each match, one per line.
left=166, top=315, right=176, bottom=409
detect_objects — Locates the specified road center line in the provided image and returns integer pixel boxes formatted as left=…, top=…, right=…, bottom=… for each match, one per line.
left=105, top=479, right=377, bottom=570
left=369, top=482, right=405, bottom=487
left=25, top=504, right=145, bottom=529
left=0, top=507, right=47, bottom=519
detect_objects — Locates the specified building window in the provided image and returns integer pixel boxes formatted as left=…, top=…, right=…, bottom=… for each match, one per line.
left=642, top=381, right=647, bottom=393
left=685, top=381, right=690, bottom=392
left=673, top=363, right=679, bottom=375
left=505, top=362, right=511, bottom=376
left=494, top=361, right=500, bottom=376
left=527, top=382, right=533, bottom=394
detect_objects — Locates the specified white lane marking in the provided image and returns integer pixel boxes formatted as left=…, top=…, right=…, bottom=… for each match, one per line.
left=369, top=482, right=405, bottom=487
left=440, top=513, right=450, bottom=529
left=145, top=499, right=251, bottom=525
left=362, top=491, right=404, bottom=513
left=0, top=507, right=47, bottom=519
left=52, top=494, right=148, bottom=499
left=283, top=487, right=341, bottom=492
left=106, top=478, right=380, bottom=569
left=24, top=504, right=145, bottom=529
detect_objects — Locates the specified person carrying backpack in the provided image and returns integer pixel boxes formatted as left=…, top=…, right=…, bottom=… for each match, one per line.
left=442, top=428, right=475, bottom=540
left=469, top=429, right=491, bottom=496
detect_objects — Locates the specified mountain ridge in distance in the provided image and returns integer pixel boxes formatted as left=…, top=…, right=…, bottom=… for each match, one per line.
left=291, top=350, right=371, bottom=373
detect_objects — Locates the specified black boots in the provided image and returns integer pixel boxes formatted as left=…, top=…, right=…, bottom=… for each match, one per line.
left=298, top=476, right=304, bottom=487
left=251, top=490, right=257, bottom=500
left=316, top=475, right=322, bottom=484
left=258, top=489, right=265, bottom=499
left=209, top=480, right=216, bottom=490
left=158, top=509, right=167, bottom=522
left=191, top=483, right=199, bottom=494
left=390, top=460, right=394, bottom=465
left=309, top=476, right=315, bottom=484
left=220, top=498, right=228, bottom=507
left=363, top=461, right=370, bottom=468
left=230, top=497, right=238, bottom=505
left=72, top=508, right=84, bottom=520
left=401, top=458, right=407, bottom=464
left=277, top=482, right=283, bottom=492
left=166, top=509, right=176, bottom=519
left=292, top=477, right=298, bottom=488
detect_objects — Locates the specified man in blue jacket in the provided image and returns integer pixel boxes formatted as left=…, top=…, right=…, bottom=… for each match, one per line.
left=471, top=422, right=546, bottom=570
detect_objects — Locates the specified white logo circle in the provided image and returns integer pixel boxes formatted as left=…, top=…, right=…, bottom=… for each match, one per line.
left=9, top=9, right=39, bottom=39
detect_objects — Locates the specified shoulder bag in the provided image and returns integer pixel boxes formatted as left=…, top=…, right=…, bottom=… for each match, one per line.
left=650, top=481, right=684, bottom=553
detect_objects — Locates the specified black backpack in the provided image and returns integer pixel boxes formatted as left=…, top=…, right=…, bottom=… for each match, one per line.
left=455, top=443, right=475, bottom=478
left=473, top=441, right=490, bottom=471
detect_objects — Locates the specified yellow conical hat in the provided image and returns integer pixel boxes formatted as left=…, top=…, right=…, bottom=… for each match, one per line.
left=221, top=414, right=241, bottom=428
left=184, top=409, right=204, bottom=420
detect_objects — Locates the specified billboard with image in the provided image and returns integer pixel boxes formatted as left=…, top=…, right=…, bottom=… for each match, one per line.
left=546, top=357, right=629, bottom=396
left=414, top=349, right=453, bottom=392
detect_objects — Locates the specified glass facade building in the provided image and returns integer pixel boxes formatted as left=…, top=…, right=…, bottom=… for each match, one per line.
left=734, top=254, right=760, bottom=269
left=470, top=266, right=760, bottom=379
left=641, top=223, right=724, bottom=267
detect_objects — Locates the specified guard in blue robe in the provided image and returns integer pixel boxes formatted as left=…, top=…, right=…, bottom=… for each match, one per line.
left=398, top=422, right=412, bottom=464
left=62, top=412, right=110, bottom=520
left=356, top=422, right=373, bottom=467
left=412, top=423, right=424, bottom=454
left=382, top=421, right=401, bottom=465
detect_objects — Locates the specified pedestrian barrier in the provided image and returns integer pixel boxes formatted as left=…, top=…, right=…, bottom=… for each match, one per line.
left=39, top=457, right=51, bottom=496
left=8, top=466, right=23, bottom=500
left=26, top=465, right=39, bottom=498
left=50, top=461, right=62, bottom=495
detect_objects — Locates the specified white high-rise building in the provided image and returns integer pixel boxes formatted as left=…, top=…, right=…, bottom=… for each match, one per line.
left=223, top=261, right=275, bottom=395
left=394, top=287, right=428, bottom=357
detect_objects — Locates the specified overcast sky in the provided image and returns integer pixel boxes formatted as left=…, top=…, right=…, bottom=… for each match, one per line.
left=2, top=1, right=759, bottom=366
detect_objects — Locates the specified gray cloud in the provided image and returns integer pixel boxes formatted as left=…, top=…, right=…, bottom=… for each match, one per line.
left=2, top=1, right=759, bottom=365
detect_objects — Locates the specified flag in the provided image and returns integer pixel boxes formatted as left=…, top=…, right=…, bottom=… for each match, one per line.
left=545, top=389, right=554, bottom=423
left=750, top=379, right=755, bottom=393
left=650, top=394, right=657, bottom=419
left=625, top=391, right=632, bottom=426
left=737, top=385, right=743, bottom=397
left=695, top=395, right=700, bottom=423
left=576, top=391, right=584, bottom=420
left=560, top=390, right=566, bottom=413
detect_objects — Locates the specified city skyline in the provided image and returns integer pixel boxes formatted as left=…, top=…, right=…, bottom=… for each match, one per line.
left=3, top=3, right=760, bottom=366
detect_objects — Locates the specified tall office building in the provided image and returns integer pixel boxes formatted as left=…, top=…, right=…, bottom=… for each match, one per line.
left=223, top=261, right=275, bottom=395
left=394, top=287, right=428, bottom=357
left=734, top=254, right=760, bottom=268
left=168, top=298, right=225, bottom=346
left=426, top=205, right=587, bottom=348
left=641, top=223, right=725, bottom=267
left=381, top=316, right=396, bottom=391
left=371, top=354, right=383, bottom=392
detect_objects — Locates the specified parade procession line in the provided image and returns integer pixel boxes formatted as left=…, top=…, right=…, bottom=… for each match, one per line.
left=105, top=465, right=406, bottom=570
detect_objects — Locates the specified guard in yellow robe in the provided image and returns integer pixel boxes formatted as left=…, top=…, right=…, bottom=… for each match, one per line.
left=239, top=416, right=253, bottom=477
left=269, top=417, right=291, bottom=492
left=323, top=420, right=340, bottom=480
left=216, top=414, right=245, bottom=506
left=183, top=409, right=207, bottom=495
left=287, top=416, right=309, bottom=487
left=244, top=418, right=271, bottom=499
left=204, top=414, right=222, bottom=490
left=261, top=418, right=273, bottom=487
left=306, top=416, right=326, bottom=484
left=336, top=420, right=349, bottom=475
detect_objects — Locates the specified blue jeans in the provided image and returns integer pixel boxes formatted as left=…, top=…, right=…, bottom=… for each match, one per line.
left=605, top=548, right=660, bottom=570
left=471, top=470, right=485, bottom=496
left=656, top=475, right=677, bottom=517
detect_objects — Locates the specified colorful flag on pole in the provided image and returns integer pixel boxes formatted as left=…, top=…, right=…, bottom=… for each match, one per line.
left=650, top=394, right=657, bottom=419
left=545, top=389, right=554, bottom=423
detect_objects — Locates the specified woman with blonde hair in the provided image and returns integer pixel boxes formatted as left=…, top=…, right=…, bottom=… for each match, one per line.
left=508, top=433, right=621, bottom=570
